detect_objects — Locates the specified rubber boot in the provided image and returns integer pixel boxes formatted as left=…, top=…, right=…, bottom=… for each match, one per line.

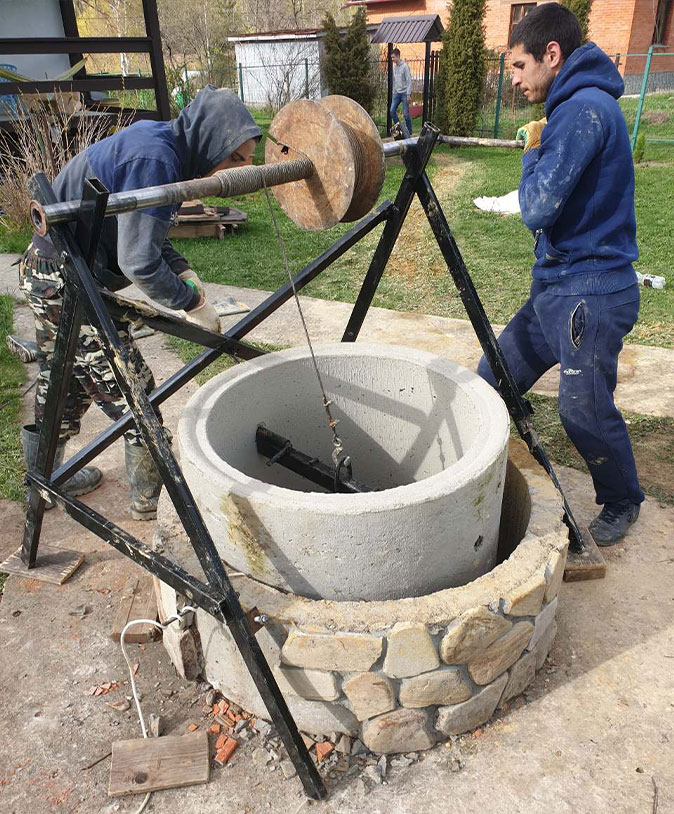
left=21, top=424, right=103, bottom=509
left=125, top=440, right=163, bottom=521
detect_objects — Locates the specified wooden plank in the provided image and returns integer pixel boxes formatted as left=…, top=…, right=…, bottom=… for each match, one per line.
left=0, top=545, right=83, bottom=585
left=564, top=525, right=607, bottom=582
left=111, top=577, right=159, bottom=643
left=109, top=732, right=209, bottom=797
left=168, top=221, right=238, bottom=239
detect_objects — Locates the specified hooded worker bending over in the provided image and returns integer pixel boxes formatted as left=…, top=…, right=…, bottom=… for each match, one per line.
left=20, top=86, right=262, bottom=520
left=477, top=5, right=643, bottom=545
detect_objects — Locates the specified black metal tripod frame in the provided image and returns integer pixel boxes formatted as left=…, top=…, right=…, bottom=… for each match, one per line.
left=20, top=124, right=584, bottom=801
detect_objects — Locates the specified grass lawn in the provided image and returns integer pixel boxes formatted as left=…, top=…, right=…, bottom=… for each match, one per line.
left=0, top=94, right=672, bottom=523
left=0, top=296, right=25, bottom=503
left=162, top=134, right=673, bottom=347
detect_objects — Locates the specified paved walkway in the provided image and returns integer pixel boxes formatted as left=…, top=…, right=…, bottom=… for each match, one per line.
left=2, top=252, right=673, bottom=418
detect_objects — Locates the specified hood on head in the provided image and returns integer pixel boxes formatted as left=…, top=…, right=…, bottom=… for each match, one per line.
left=546, top=42, right=624, bottom=117
left=171, top=85, right=262, bottom=178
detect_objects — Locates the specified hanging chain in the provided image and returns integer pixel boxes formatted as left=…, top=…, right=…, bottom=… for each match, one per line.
left=262, top=182, right=348, bottom=470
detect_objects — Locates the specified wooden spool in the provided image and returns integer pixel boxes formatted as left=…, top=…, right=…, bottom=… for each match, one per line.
left=265, top=96, right=385, bottom=232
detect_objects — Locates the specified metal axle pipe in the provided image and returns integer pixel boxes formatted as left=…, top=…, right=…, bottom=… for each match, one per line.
left=30, top=157, right=314, bottom=235
left=383, top=134, right=521, bottom=157
left=32, top=134, right=520, bottom=234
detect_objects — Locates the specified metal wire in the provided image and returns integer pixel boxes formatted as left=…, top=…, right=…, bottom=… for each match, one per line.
left=261, top=183, right=347, bottom=471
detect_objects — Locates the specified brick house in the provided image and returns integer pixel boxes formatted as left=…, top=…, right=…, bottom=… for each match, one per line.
left=349, top=0, right=674, bottom=90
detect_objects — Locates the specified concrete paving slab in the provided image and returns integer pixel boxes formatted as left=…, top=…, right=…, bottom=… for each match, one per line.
left=3, top=253, right=673, bottom=417
left=209, top=282, right=674, bottom=420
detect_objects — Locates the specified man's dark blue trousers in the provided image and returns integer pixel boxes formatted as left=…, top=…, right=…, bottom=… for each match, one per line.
left=477, top=280, right=644, bottom=506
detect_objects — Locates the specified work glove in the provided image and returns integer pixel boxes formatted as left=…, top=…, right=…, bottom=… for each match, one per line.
left=516, top=117, right=547, bottom=152
left=184, top=297, right=221, bottom=333
left=178, top=268, right=205, bottom=299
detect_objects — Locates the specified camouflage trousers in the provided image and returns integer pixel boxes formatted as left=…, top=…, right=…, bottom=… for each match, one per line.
left=19, top=245, right=158, bottom=447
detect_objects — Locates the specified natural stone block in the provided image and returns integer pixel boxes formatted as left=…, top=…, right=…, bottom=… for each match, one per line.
left=383, top=622, right=439, bottom=678
left=544, top=551, right=565, bottom=603
left=273, top=665, right=339, bottom=702
left=435, top=673, right=508, bottom=735
left=532, top=619, right=558, bottom=670
left=281, top=630, right=383, bottom=672
left=499, top=651, right=536, bottom=706
left=440, top=607, right=512, bottom=665
left=162, top=625, right=202, bottom=681
left=362, top=708, right=435, bottom=754
left=467, top=622, right=534, bottom=685
left=399, top=667, right=472, bottom=708
left=343, top=672, right=395, bottom=720
left=528, top=597, right=558, bottom=653
left=502, top=573, right=546, bottom=616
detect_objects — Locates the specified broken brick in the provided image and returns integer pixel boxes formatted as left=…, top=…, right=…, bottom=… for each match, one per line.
left=208, top=724, right=220, bottom=735
left=215, top=733, right=228, bottom=750
left=315, top=742, right=334, bottom=762
left=187, top=723, right=198, bottom=732
left=214, top=738, right=238, bottom=766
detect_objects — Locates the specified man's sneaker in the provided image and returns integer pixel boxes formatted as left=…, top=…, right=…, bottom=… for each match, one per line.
left=589, top=500, right=640, bottom=546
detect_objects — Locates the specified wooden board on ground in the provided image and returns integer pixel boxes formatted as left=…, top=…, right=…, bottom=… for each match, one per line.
left=564, top=525, right=607, bottom=581
left=169, top=221, right=238, bottom=239
left=109, top=732, right=209, bottom=797
left=111, top=577, right=158, bottom=643
left=169, top=199, right=247, bottom=241
left=0, top=545, right=83, bottom=584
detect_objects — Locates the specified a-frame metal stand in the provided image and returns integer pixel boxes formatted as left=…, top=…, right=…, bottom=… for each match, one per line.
left=9, top=123, right=601, bottom=801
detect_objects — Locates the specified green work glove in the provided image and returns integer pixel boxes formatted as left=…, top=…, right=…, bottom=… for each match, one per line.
left=516, top=117, right=547, bottom=152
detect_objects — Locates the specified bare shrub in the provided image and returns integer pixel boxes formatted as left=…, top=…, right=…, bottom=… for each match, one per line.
left=0, top=93, right=128, bottom=233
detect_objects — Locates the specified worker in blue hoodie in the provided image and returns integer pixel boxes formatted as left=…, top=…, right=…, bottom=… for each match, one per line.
left=477, top=4, right=643, bottom=545
left=20, top=86, right=262, bottom=520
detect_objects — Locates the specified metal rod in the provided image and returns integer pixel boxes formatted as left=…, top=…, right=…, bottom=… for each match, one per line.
left=33, top=132, right=519, bottom=234
left=50, top=202, right=393, bottom=486
left=255, top=426, right=371, bottom=494
left=343, top=125, right=440, bottom=343
left=413, top=167, right=586, bottom=554
left=30, top=172, right=327, bottom=801
left=26, top=472, right=224, bottom=618
left=30, top=158, right=314, bottom=234
left=383, top=135, right=522, bottom=156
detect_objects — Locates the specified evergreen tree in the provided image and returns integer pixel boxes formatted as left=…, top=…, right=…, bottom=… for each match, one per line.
left=437, top=0, right=487, bottom=137
left=322, top=8, right=375, bottom=113
left=561, top=0, right=593, bottom=41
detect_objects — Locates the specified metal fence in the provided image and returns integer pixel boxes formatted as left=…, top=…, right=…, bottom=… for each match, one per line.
left=169, top=49, right=674, bottom=147
left=480, top=49, right=674, bottom=145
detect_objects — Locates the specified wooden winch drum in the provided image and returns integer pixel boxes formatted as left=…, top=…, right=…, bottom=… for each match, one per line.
left=265, top=96, right=385, bottom=232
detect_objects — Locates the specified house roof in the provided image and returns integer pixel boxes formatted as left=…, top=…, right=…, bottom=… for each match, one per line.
left=370, top=15, right=444, bottom=43
left=229, top=24, right=378, bottom=43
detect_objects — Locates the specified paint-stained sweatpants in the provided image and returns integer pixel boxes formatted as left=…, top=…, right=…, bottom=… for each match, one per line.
left=477, top=280, right=644, bottom=506
left=19, top=245, right=157, bottom=447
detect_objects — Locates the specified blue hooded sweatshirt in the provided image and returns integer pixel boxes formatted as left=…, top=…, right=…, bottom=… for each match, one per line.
left=519, top=43, right=638, bottom=295
left=34, top=87, right=262, bottom=310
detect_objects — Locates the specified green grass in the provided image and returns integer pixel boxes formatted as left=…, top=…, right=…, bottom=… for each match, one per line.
left=165, top=335, right=281, bottom=385
left=524, top=393, right=674, bottom=504
left=0, top=224, right=31, bottom=254
left=0, top=295, right=26, bottom=503
left=168, top=136, right=673, bottom=347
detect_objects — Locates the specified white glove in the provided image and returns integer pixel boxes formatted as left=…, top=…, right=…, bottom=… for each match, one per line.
left=184, top=297, right=221, bottom=333
left=178, top=268, right=205, bottom=299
